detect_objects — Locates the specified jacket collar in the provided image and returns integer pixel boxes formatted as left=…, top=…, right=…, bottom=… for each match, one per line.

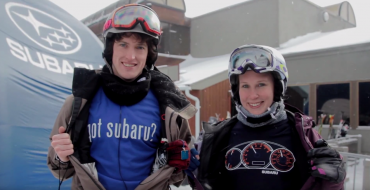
left=285, top=104, right=316, bottom=151
left=72, top=68, right=102, bottom=101
left=71, top=67, right=196, bottom=119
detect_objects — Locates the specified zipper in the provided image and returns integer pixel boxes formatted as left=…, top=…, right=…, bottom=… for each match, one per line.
left=287, top=110, right=317, bottom=189
left=287, top=110, right=313, bottom=150
left=70, top=156, right=104, bottom=190
left=299, top=113, right=317, bottom=190
left=300, top=115, right=314, bottom=150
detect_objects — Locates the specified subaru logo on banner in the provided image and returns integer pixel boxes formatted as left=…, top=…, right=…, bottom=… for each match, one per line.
left=0, top=0, right=104, bottom=189
left=6, top=2, right=82, bottom=54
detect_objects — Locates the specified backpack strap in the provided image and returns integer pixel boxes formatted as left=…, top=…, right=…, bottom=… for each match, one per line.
left=65, top=97, right=82, bottom=134
left=64, top=97, right=95, bottom=163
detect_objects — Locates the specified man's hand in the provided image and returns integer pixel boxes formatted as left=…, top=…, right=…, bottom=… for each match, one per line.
left=166, top=140, right=190, bottom=170
left=185, top=148, right=200, bottom=179
left=187, top=148, right=200, bottom=172
left=51, top=127, right=73, bottom=162
left=307, top=139, right=346, bottom=183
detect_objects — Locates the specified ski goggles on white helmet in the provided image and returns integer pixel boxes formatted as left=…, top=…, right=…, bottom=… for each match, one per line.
left=228, top=45, right=288, bottom=80
left=103, top=4, right=161, bottom=38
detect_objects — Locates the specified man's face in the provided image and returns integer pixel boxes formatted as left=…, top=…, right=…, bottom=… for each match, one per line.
left=111, top=34, right=148, bottom=81
left=239, top=70, right=274, bottom=115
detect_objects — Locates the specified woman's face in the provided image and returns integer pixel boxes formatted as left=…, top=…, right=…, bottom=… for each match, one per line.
left=238, top=71, right=274, bottom=115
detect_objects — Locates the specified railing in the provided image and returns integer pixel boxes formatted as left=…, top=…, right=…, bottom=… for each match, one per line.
left=339, top=152, right=370, bottom=190
left=327, top=134, right=362, bottom=154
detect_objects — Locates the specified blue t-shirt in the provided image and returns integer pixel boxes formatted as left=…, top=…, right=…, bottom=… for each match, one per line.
left=225, top=119, right=303, bottom=190
left=88, top=88, right=162, bottom=190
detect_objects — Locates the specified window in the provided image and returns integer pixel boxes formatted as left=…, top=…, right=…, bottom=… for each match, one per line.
left=316, top=83, right=350, bottom=124
left=359, top=82, right=370, bottom=126
left=158, top=22, right=190, bottom=55
left=146, top=0, right=185, bottom=11
left=158, top=22, right=169, bottom=53
left=148, top=0, right=166, bottom=5
left=167, top=0, right=185, bottom=11
left=285, top=85, right=309, bottom=115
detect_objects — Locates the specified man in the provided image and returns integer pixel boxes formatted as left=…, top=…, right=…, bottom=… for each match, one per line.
left=47, top=4, right=197, bottom=190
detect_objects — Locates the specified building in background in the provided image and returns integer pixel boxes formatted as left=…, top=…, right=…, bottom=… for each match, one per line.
left=82, top=0, right=370, bottom=153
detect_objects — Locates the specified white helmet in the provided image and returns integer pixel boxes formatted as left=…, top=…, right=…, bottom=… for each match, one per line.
left=228, top=44, right=289, bottom=104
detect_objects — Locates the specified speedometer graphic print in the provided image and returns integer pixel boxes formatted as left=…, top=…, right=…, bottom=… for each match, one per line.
left=241, top=141, right=272, bottom=169
left=270, top=148, right=296, bottom=172
left=225, top=148, right=242, bottom=170
left=224, top=140, right=296, bottom=172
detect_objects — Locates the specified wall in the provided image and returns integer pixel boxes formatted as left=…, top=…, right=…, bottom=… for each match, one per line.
left=284, top=44, right=370, bottom=85
left=200, top=79, right=231, bottom=124
left=278, top=0, right=354, bottom=45
left=284, top=44, right=370, bottom=128
left=186, top=79, right=230, bottom=135
left=190, top=0, right=279, bottom=58
left=151, top=4, right=186, bottom=25
left=189, top=0, right=355, bottom=58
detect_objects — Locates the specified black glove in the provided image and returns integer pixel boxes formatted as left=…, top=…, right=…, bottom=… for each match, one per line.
left=307, top=139, right=346, bottom=183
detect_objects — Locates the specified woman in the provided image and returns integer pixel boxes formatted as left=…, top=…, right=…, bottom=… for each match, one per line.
left=47, top=4, right=196, bottom=190
left=197, top=44, right=345, bottom=190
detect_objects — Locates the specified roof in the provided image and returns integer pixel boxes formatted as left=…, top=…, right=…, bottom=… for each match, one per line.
left=177, top=26, right=370, bottom=90
left=158, top=53, right=190, bottom=60
left=175, top=54, right=229, bottom=89
left=278, top=27, right=370, bottom=55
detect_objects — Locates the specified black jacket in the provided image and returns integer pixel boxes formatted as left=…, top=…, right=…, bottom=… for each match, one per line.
left=197, top=105, right=312, bottom=190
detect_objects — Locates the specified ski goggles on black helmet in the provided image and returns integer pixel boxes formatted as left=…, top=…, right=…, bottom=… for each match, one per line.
left=228, top=45, right=288, bottom=81
left=103, top=4, right=161, bottom=39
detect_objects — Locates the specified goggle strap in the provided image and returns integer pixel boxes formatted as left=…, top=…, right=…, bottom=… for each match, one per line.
left=110, top=4, right=161, bottom=36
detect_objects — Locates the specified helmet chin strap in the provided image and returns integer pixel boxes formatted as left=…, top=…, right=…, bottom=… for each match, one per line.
left=104, top=57, right=113, bottom=74
left=236, top=100, right=287, bottom=128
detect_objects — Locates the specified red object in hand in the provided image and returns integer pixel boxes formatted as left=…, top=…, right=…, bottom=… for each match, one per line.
left=166, top=140, right=190, bottom=170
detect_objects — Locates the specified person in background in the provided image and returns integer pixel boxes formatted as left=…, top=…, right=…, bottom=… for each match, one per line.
left=47, top=4, right=197, bottom=190
left=197, top=44, right=346, bottom=190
